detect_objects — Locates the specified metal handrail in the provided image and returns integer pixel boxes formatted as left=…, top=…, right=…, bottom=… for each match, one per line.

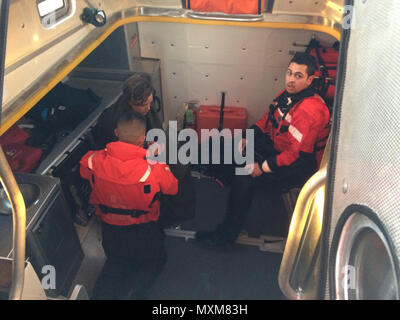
left=0, top=147, right=26, bottom=300
left=186, top=11, right=264, bottom=22
left=278, top=167, right=327, bottom=300
left=0, top=0, right=24, bottom=299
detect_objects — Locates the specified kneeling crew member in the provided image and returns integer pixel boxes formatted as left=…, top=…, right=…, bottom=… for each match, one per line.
left=80, top=110, right=178, bottom=299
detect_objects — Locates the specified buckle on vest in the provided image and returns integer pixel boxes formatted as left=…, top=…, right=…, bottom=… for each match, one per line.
left=99, top=205, right=149, bottom=218
left=129, top=209, right=149, bottom=218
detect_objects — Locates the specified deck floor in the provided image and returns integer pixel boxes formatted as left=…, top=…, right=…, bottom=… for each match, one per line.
left=71, top=176, right=289, bottom=300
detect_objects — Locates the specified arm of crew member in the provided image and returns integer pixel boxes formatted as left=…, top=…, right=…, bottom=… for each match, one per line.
left=263, top=111, right=319, bottom=171
left=249, top=161, right=271, bottom=178
left=246, top=124, right=274, bottom=175
left=250, top=163, right=264, bottom=178
left=79, top=150, right=95, bottom=180
left=155, top=163, right=178, bottom=195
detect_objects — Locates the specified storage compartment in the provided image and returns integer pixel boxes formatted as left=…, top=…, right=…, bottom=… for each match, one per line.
left=27, top=186, right=84, bottom=297
left=0, top=125, right=43, bottom=173
left=0, top=173, right=84, bottom=298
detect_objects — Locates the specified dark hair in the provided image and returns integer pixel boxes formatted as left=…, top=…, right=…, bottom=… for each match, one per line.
left=290, top=52, right=318, bottom=76
left=116, top=110, right=147, bottom=134
left=123, top=74, right=154, bottom=106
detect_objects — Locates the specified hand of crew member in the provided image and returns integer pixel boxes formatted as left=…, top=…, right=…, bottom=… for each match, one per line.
left=147, top=141, right=165, bottom=157
left=146, top=142, right=166, bottom=165
left=245, top=161, right=272, bottom=178
left=250, top=163, right=263, bottom=178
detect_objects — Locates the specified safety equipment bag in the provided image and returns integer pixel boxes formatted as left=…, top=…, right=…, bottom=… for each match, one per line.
left=0, top=125, right=43, bottom=173
left=186, top=0, right=265, bottom=15
left=306, top=39, right=339, bottom=106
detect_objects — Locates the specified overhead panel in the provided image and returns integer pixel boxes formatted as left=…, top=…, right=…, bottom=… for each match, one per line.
left=273, top=0, right=345, bottom=22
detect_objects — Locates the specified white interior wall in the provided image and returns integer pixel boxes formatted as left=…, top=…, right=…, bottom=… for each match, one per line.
left=138, top=22, right=337, bottom=126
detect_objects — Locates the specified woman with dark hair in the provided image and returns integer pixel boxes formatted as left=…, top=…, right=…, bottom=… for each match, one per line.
left=93, top=75, right=156, bottom=149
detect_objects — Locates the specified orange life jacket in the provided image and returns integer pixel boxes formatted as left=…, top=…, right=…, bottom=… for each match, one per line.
left=186, top=0, right=265, bottom=15
left=80, top=141, right=178, bottom=226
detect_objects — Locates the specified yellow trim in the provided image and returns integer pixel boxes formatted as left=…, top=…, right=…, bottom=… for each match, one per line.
left=1, top=16, right=341, bottom=135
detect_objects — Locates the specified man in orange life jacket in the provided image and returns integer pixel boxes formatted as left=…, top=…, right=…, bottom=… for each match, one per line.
left=196, top=52, right=330, bottom=246
left=80, top=110, right=178, bottom=299
left=92, top=75, right=195, bottom=228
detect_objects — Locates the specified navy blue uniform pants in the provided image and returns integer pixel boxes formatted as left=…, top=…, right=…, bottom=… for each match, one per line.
left=92, top=221, right=166, bottom=300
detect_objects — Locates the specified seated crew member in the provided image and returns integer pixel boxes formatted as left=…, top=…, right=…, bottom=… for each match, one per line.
left=80, top=111, right=178, bottom=299
left=196, top=52, right=330, bottom=246
left=92, top=75, right=195, bottom=227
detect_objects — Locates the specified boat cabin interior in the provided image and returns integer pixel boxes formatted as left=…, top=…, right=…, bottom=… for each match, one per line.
left=0, top=0, right=343, bottom=300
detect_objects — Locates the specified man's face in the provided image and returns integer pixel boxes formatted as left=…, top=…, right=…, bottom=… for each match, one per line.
left=285, top=62, right=314, bottom=94
left=129, top=94, right=153, bottom=116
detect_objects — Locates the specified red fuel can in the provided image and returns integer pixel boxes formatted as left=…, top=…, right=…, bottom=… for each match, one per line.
left=196, top=106, right=247, bottom=141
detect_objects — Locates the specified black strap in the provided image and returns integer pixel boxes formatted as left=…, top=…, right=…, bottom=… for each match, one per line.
left=218, top=92, right=226, bottom=131
left=307, top=39, right=332, bottom=98
left=267, top=104, right=278, bottom=129
left=266, top=88, right=315, bottom=131
left=153, top=95, right=161, bottom=112
left=267, top=104, right=290, bottom=134
left=148, top=191, right=162, bottom=208
left=278, top=125, right=289, bottom=134
left=99, top=190, right=162, bottom=217
left=99, top=204, right=149, bottom=218
left=314, top=133, right=330, bottom=148
left=187, top=0, right=190, bottom=9
left=315, top=145, right=326, bottom=152
left=313, top=132, right=330, bottom=154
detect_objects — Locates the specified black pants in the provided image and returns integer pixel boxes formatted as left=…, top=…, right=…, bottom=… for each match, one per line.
left=213, top=138, right=316, bottom=243
left=91, top=221, right=166, bottom=300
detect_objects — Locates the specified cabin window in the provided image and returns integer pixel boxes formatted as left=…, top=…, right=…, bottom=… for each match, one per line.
left=36, top=0, right=76, bottom=29
left=37, top=0, right=65, bottom=17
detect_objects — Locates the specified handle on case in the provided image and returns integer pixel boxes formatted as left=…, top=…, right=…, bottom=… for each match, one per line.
left=208, top=108, right=236, bottom=114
